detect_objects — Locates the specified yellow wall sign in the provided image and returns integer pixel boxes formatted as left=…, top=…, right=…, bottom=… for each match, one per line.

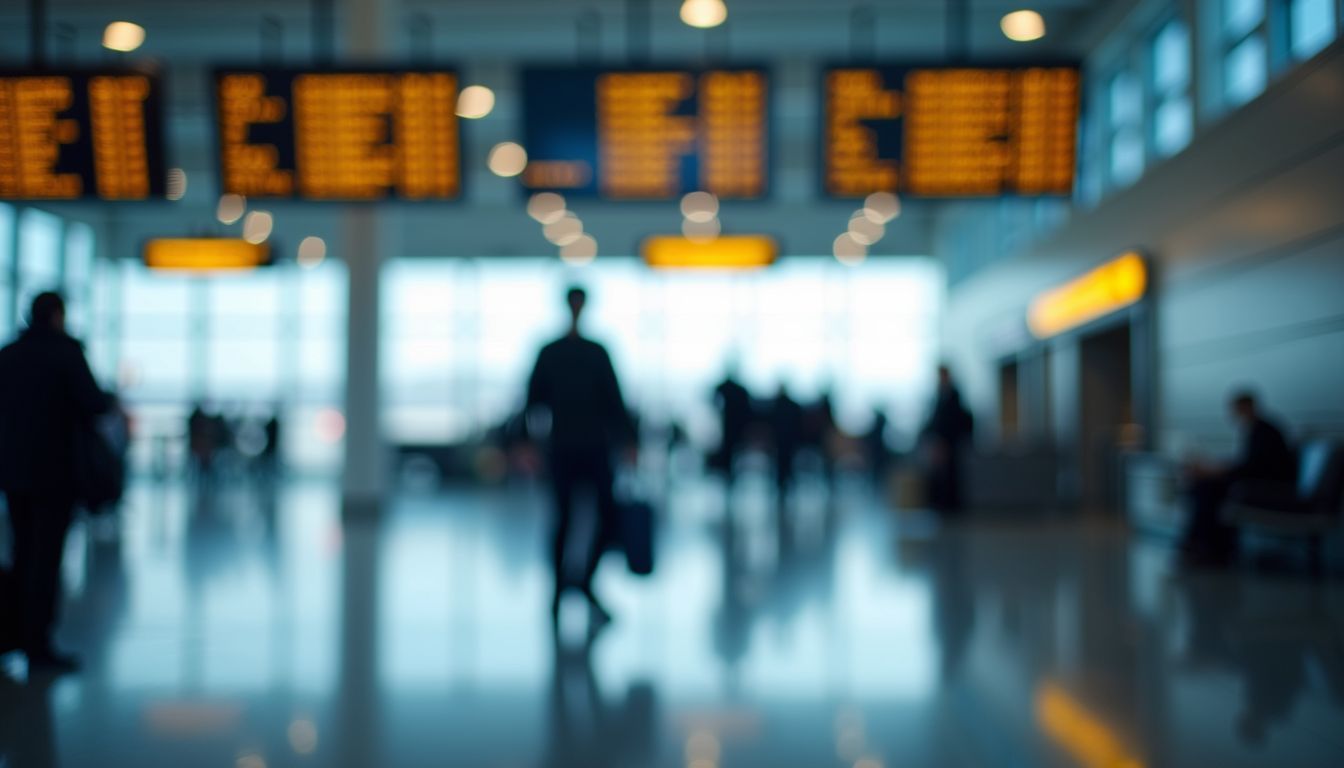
left=1028, top=252, right=1147, bottom=338
left=144, top=239, right=271, bottom=272
left=642, top=235, right=778, bottom=270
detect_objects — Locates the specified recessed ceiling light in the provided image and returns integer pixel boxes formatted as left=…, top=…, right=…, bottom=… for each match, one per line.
left=1001, top=10, right=1046, bottom=42
left=103, top=21, right=146, bottom=52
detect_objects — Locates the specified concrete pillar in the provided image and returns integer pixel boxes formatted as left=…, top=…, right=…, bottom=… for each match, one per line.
left=341, top=212, right=385, bottom=514
left=339, top=0, right=396, bottom=515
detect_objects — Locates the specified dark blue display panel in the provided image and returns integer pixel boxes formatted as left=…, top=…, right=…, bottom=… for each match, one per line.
left=215, top=68, right=461, bottom=201
left=822, top=64, right=1080, bottom=198
left=0, top=68, right=168, bottom=201
left=521, top=66, right=769, bottom=200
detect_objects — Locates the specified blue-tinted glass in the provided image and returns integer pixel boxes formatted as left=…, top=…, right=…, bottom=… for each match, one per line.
left=1154, top=96, right=1193, bottom=156
left=1110, top=128, right=1145, bottom=187
left=1224, top=0, right=1265, bottom=39
left=1108, top=72, right=1142, bottom=129
left=377, top=257, right=943, bottom=448
left=0, top=205, right=12, bottom=341
left=64, top=222, right=95, bottom=335
left=1225, top=34, right=1268, bottom=105
left=1291, top=0, right=1336, bottom=59
left=17, top=208, right=63, bottom=324
left=1153, top=20, right=1191, bottom=94
left=0, top=204, right=12, bottom=274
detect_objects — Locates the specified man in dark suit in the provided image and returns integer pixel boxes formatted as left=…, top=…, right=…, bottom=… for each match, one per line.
left=0, top=293, right=108, bottom=672
left=526, top=287, right=635, bottom=630
left=711, top=369, right=752, bottom=486
left=922, top=365, right=974, bottom=515
left=1183, top=391, right=1296, bottom=562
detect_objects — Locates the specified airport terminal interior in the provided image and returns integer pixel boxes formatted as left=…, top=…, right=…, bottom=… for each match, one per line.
left=1, top=0, right=1343, bottom=765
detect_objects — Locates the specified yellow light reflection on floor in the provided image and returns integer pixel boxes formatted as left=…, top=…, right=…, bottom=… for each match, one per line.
left=642, top=235, right=777, bottom=270
left=1035, top=682, right=1145, bottom=768
left=144, top=238, right=271, bottom=272
left=1028, top=252, right=1147, bottom=338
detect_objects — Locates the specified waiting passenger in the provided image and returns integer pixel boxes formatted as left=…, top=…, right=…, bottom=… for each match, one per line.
left=526, top=286, right=636, bottom=631
left=1182, top=391, right=1296, bottom=563
left=0, top=292, right=108, bottom=672
left=770, top=385, right=804, bottom=501
left=711, top=367, right=752, bottom=486
left=921, top=365, right=974, bottom=515
left=865, top=408, right=892, bottom=487
left=806, top=390, right=838, bottom=490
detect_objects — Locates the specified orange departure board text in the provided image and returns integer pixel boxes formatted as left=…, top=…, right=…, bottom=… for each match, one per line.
left=0, top=69, right=166, bottom=201
left=523, top=67, right=769, bottom=200
left=823, top=64, right=1079, bottom=198
left=215, top=68, right=461, bottom=201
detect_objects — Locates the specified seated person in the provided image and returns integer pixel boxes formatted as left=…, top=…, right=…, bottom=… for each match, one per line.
left=1181, top=391, right=1296, bottom=561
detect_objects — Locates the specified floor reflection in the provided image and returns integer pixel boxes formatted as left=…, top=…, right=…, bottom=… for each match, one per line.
left=0, top=473, right=1342, bottom=767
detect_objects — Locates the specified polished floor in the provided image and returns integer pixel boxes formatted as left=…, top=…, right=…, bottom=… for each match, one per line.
left=2, top=470, right=1343, bottom=767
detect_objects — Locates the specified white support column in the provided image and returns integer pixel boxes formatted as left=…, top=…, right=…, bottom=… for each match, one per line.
left=340, top=0, right=397, bottom=515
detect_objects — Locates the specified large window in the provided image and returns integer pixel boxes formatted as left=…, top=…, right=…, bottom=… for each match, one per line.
left=16, top=208, right=63, bottom=326
left=63, top=222, right=95, bottom=336
left=117, top=260, right=347, bottom=473
left=380, top=257, right=944, bottom=450
left=1223, top=0, right=1269, bottom=106
left=1107, top=71, right=1146, bottom=187
left=0, top=204, right=13, bottom=342
left=1151, top=19, right=1194, bottom=157
left=1288, top=0, right=1337, bottom=59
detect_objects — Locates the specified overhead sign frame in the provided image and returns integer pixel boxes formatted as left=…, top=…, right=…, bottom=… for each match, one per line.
left=819, top=60, right=1082, bottom=199
left=519, top=63, right=774, bottom=201
left=0, top=65, right=169, bottom=202
left=208, top=65, right=462, bottom=203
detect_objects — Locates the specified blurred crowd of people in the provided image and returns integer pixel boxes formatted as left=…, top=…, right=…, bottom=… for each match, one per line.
left=707, top=363, right=974, bottom=514
left=186, top=403, right=282, bottom=484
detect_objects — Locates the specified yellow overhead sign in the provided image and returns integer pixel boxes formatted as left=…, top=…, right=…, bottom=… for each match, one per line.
left=642, top=235, right=778, bottom=270
left=144, top=239, right=271, bottom=272
left=1028, top=252, right=1147, bottom=338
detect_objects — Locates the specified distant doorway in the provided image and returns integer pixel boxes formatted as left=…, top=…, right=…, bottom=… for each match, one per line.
left=1079, top=323, right=1133, bottom=513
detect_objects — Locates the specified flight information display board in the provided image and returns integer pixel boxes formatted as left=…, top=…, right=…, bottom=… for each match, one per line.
left=0, top=68, right=167, bottom=201
left=522, top=66, right=769, bottom=200
left=823, top=65, right=1079, bottom=197
left=215, top=68, right=461, bottom=201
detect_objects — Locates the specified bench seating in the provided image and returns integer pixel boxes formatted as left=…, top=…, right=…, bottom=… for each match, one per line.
left=1223, top=440, right=1344, bottom=570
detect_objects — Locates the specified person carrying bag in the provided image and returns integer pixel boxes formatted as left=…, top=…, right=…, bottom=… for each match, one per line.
left=0, top=292, right=110, bottom=672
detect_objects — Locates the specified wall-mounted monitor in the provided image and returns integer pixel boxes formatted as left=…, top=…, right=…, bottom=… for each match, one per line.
left=214, top=67, right=462, bottom=201
left=822, top=64, right=1080, bottom=198
left=521, top=66, right=769, bottom=200
left=0, top=68, right=167, bottom=201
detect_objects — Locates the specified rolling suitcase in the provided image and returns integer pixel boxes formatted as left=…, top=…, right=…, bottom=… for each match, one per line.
left=614, top=470, right=656, bottom=577
left=619, top=497, right=656, bottom=577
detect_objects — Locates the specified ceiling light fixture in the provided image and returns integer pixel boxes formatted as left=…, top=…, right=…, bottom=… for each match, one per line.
left=216, top=193, right=246, bottom=224
left=456, top=85, right=496, bottom=119
left=681, top=0, right=728, bottom=29
left=488, top=142, right=528, bottom=177
left=1001, top=10, right=1046, bottom=42
left=103, top=21, right=146, bottom=52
